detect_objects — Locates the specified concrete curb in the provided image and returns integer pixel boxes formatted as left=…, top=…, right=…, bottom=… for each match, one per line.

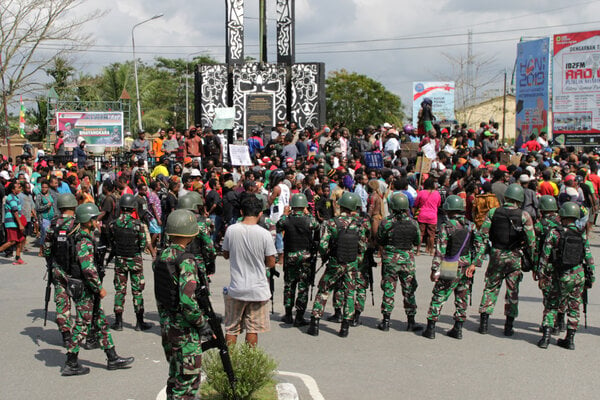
left=276, top=382, right=299, bottom=400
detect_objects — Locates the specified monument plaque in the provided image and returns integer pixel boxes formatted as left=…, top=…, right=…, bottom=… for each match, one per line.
left=245, top=93, right=274, bottom=137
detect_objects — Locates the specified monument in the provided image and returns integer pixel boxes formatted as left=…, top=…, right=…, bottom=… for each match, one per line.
left=195, top=0, right=326, bottom=139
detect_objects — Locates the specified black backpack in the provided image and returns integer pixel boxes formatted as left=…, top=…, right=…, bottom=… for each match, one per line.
left=555, top=228, right=585, bottom=271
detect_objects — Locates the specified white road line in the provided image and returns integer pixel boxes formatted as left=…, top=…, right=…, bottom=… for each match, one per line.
left=277, top=370, right=325, bottom=400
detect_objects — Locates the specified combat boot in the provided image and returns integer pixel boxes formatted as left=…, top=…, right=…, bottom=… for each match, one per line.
left=293, top=310, right=309, bottom=327
left=447, top=321, right=463, bottom=340
left=338, top=320, right=350, bottom=338
left=557, top=329, right=575, bottom=350
left=61, top=331, right=72, bottom=348
left=105, top=347, right=135, bottom=370
left=135, top=311, right=152, bottom=331
left=326, top=308, right=342, bottom=323
left=61, top=352, right=90, bottom=376
left=422, top=319, right=436, bottom=339
left=111, top=312, right=123, bottom=331
left=350, top=311, right=361, bottom=327
left=478, top=313, right=489, bottom=334
left=406, top=315, right=422, bottom=331
left=504, top=316, right=515, bottom=336
left=537, top=327, right=552, bottom=349
left=377, top=314, right=390, bottom=331
left=280, top=307, right=294, bottom=324
left=307, top=316, right=319, bottom=336
left=82, top=331, right=100, bottom=350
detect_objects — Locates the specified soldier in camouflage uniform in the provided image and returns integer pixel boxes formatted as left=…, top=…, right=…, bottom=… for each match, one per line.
left=375, top=193, right=422, bottom=332
left=43, top=193, right=78, bottom=347
left=472, top=183, right=536, bottom=336
left=109, top=194, right=151, bottom=331
left=62, top=203, right=134, bottom=376
left=422, top=195, right=476, bottom=340
left=276, top=193, right=320, bottom=327
left=154, top=209, right=211, bottom=398
left=534, top=195, right=564, bottom=337
left=537, top=202, right=595, bottom=350
left=307, top=192, right=370, bottom=338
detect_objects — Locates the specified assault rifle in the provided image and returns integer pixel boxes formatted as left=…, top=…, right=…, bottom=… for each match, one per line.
left=583, top=262, right=592, bottom=329
left=197, top=272, right=239, bottom=400
left=309, top=230, right=320, bottom=300
left=43, top=259, right=53, bottom=326
left=268, top=268, right=280, bottom=314
left=363, top=248, right=376, bottom=306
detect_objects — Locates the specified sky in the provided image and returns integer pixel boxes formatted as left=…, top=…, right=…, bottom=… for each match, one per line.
left=38, top=0, right=600, bottom=108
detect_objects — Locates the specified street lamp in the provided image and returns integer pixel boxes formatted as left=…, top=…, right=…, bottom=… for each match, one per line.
left=132, top=13, right=163, bottom=133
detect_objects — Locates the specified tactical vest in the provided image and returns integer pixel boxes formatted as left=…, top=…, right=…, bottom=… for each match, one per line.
left=52, top=218, right=79, bottom=276
left=556, top=228, right=585, bottom=270
left=113, top=222, right=140, bottom=257
left=154, top=250, right=193, bottom=311
left=490, top=207, right=524, bottom=250
left=446, top=224, right=472, bottom=258
left=391, top=219, right=418, bottom=250
left=283, top=215, right=311, bottom=252
left=334, top=219, right=359, bottom=264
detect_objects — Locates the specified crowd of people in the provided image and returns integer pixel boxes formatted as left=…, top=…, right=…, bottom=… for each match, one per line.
left=2, top=110, right=599, bottom=398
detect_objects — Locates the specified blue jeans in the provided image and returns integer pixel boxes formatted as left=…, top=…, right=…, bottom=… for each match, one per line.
left=210, top=214, right=223, bottom=246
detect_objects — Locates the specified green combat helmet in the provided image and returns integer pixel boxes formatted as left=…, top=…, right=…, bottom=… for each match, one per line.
left=539, top=195, right=558, bottom=212
left=339, top=192, right=359, bottom=211
left=559, top=202, right=581, bottom=219
left=75, top=203, right=100, bottom=223
left=443, top=195, right=465, bottom=212
left=290, top=193, right=308, bottom=208
left=57, top=193, right=78, bottom=210
left=177, top=192, right=203, bottom=211
left=504, top=183, right=525, bottom=204
left=165, top=209, right=199, bottom=237
left=389, top=193, right=409, bottom=212
left=119, top=194, right=137, bottom=210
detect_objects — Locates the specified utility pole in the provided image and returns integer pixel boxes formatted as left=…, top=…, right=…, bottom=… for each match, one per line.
left=259, top=0, right=268, bottom=64
left=502, top=69, right=507, bottom=144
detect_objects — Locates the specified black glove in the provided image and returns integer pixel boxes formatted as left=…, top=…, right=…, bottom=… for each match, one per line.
left=198, top=321, right=214, bottom=341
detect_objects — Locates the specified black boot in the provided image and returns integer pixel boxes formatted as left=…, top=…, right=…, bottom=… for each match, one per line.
left=135, top=311, right=152, bottom=331
left=557, top=329, right=575, bottom=350
left=105, top=347, right=135, bottom=370
left=280, top=307, right=294, bottom=324
left=111, top=313, right=123, bottom=331
left=478, top=313, right=489, bottom=334
left=326, top=308, right=342, bottom=323
left=447, top=321, right=463, bottom=340
left=422, top=319, right=436, bottom=339
left=82, top=330, right=100, bottom=350
left=61, top=331, right=72, bottom=348
left=293, top=310, right=309, bottom=327
left=406, top=315, right=422, bottom=331
left=339, top=320, right=350, bottom=338
left=350, top=311, right=361, bottom=327
left=377, top=314, right=391, bottom=331
left=504, top=316, right=515, bottom=337
left=557, top=313, right=566, bottom=332
left=306, top=316, right=319, bottom=336
left=537, top=326, right=552, bottom=349
left=61, top=352, right=90, bottom=376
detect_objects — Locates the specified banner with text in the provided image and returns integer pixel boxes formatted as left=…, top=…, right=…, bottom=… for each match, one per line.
left=553, top=30, right=600, bottom=145
left=57, top=111, right=123, bottom=147
left=412, top=82, right=455, bottom=126
left=515, top=38, right=550, bottom=149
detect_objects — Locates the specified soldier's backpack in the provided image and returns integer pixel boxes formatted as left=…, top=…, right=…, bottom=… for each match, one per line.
left=154, top=250, right=194, bottom=310
left=554, top=228, right=585, bottom=271
left=53, top=220, right=83, bottom=300
left=490, top=207, right=525, bottom=250
left=333, top=219, right=360, bottom=264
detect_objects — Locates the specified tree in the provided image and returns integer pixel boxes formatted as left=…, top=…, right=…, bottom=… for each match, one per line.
left=326, top=69, right=405, bottom=132
left=45, top=57, right=75, bottom=96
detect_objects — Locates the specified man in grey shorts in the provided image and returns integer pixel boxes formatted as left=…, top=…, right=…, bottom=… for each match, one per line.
left=222, top=195, right=277, bottom=346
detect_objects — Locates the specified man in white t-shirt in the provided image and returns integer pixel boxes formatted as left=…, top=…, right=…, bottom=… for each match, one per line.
left=222, top=195, right=277, bottom=346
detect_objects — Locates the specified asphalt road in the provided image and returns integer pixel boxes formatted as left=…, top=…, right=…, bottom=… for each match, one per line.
left=2, top=227, right=600, bottom=400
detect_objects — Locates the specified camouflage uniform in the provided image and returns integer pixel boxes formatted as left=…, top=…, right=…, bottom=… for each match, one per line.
left=276, top=211, right=320, bottom=313
left=426, top=215, right=475, bottom=322
left=110, top=213, right=147, bottom=314
left=376, top=213, right=421, bottom=317
left=311, top=212, right=370, bottom=321
left=534, top=213, right=562, bottom=328
left=474, top=203, right=536, bottom=318
left=539, top=223, right=595, bottom=331
left=192, top=215, right=215, bottom=277
left=43, top=215, right=76, bottom=336
left=155, top=244, right=206, bottom=399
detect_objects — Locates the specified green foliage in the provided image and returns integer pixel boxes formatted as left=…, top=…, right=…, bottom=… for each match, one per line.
left=326, top=69, right=405, bottom=132
left=202, top=344, right=278, bottom=400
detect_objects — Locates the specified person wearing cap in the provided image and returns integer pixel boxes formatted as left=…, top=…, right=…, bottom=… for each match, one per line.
left=131, top=131, right=151, bottom=171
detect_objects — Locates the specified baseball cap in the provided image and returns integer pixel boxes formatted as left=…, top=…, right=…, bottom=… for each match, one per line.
left=184, top=157, right=192, bottom=164
left=383, top=122, right=392, bottom=129
left=286, top=157, right=294, bottom=163
left=498, top=165, right=509, bottom=173
left=519, top=174, right=530, bottom=183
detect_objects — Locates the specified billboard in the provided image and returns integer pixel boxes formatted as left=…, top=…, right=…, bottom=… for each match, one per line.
left=412, top=82, right=455, bottom=126
left=553, top=30, right=600, bottom=145
left=515, top=38, right=550, bottom=149
left=57, top=111, right=123, bottom=147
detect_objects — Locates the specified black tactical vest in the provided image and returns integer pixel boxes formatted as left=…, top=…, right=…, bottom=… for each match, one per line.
left=283, top=215, right=311, bottom=252
left=391, top=219, right=418, bottom=250
left=52, top=218, right=78, bottom=275
left=490, top=207, right=524, bottom=250
left=446, top=225, right=471, bottom=257
left=556, top=228, right=585, bottom=270
left=113, top=223, right=140, bottom=257
left=334, top=219, right=359, bottom=264
left=154, top=251, right=193, bottom=310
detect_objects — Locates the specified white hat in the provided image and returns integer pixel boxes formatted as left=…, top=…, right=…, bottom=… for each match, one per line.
left=190, top=169, right=202, bottom=177
left=383, top=122, right=392, bottom=129
left=0, top=171, right=10, bottom=180
left=519, top=174, right=530, bottom=183
left=525, top=166, right=536, bottom=176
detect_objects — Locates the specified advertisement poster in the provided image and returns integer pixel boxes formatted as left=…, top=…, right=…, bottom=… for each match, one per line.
left=515, top=38, right=549, bottom=149
left=412, top=82, right=455, bottom=126
left=57, top=111, right=123, bottom=147
left=553, top=30, right=600, bottom=145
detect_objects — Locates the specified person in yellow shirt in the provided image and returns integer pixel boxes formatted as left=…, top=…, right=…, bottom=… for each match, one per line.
left=151, top=156, right=170, bottom=179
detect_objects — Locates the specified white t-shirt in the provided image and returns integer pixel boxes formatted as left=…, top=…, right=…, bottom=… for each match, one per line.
left=269, top=183, right=290, bottom=223
left=222, top=223, right=277, bottom=301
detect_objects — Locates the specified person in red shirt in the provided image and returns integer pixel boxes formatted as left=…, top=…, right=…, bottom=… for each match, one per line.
left=588, top=163, right=600, bottom=195
left=522, top=134, right=542, bottom=152
left=538, top=170, right=556, bottom=196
